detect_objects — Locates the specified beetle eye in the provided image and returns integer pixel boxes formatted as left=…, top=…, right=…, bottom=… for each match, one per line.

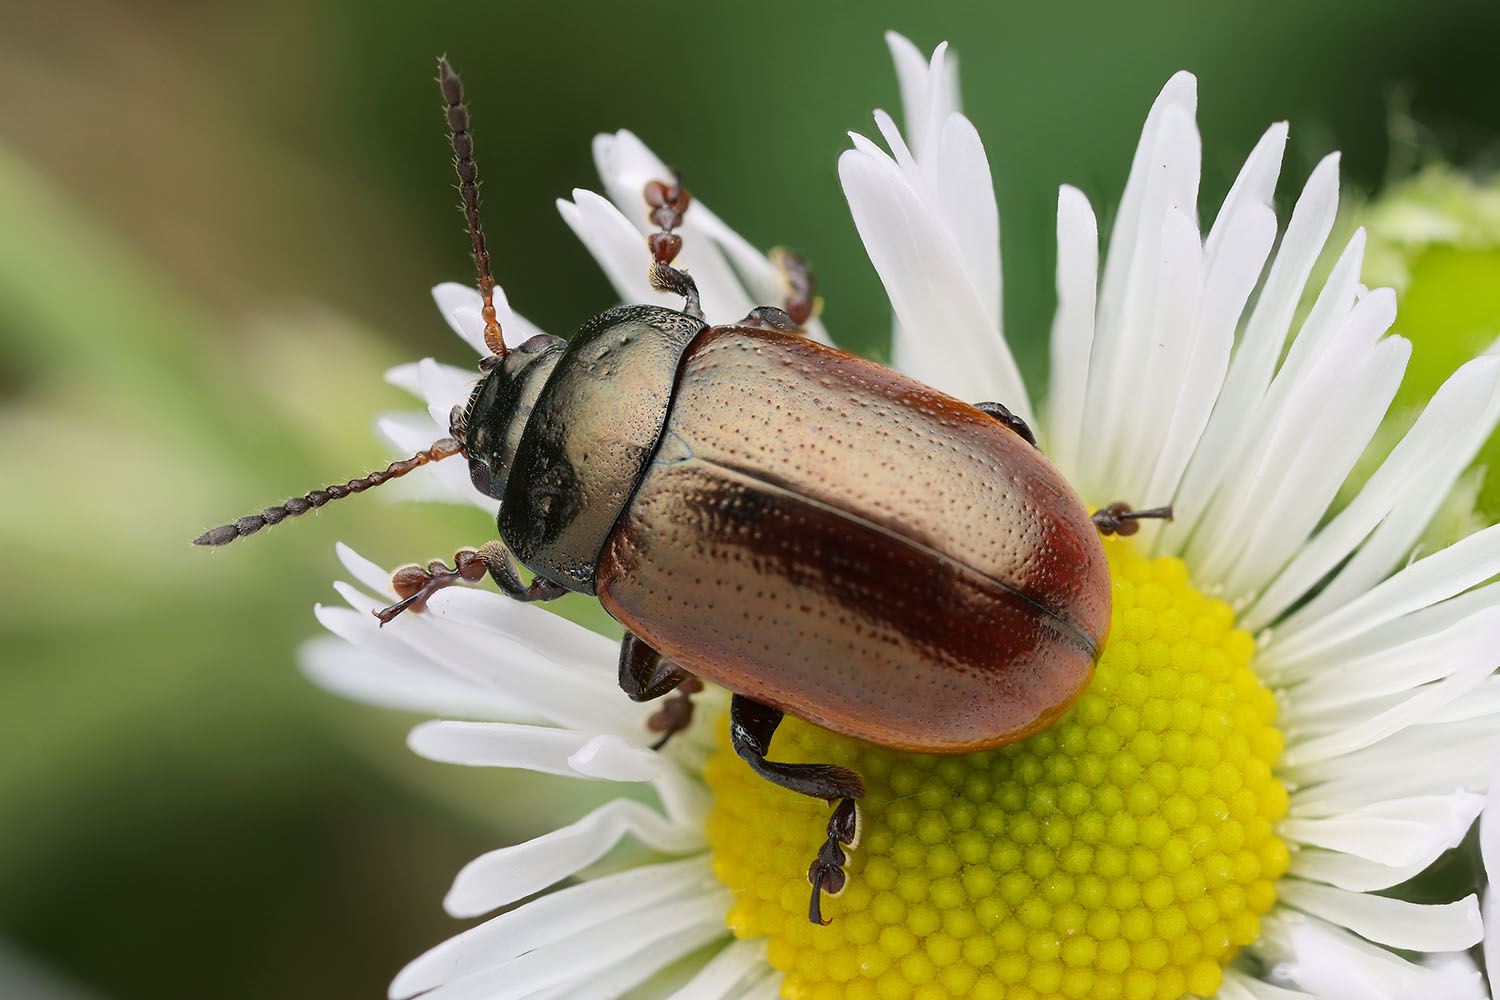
left=468, top=459, right=492, bottom=496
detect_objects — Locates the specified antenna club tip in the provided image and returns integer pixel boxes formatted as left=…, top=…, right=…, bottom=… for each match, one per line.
left=438, top=58, right=462, bottom=104
left=193, top=524, right=241, bottom=547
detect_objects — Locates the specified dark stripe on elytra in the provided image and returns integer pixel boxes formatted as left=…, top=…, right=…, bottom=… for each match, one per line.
left=680, top=460, right=1099, bottom=662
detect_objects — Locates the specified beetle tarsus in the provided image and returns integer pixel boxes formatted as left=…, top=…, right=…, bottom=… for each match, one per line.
left=1091, top=502, right=1174, bottom=536
left=647, top=677, right=704, bottom=750
left=807, top=798, right=861, bottom=925
left=374, top=542, right=565, bottom=625
left=973, top=401, right=1037, bottom=448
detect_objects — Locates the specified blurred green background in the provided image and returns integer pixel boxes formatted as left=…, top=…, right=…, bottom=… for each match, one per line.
left=3, top=1, right=1499, bottom=997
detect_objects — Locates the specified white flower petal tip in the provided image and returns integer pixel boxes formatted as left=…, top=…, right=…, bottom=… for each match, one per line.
left=431, top=281, right=546, bottom=354
left=567, top=733, right=668, bottom=781
left=406, top=721, right=670, bottom=783
left=441, top=798, right=705, bottom=919
left=586, top=129, right=833, bottom=343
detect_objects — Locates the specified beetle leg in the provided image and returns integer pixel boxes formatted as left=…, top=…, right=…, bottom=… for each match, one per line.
left=373, top=541, right=566, bottom=625
left=1091, top=502, right=1174, bottom=536
left=735, top=250, right=819, bottom=332
left=618, top=632, right=704, bottom=750
left=730, top=694, right=866, bottom=925
left=972, top=401, right=1038, bottom=448
left=770, top=247, right=818, bottom=328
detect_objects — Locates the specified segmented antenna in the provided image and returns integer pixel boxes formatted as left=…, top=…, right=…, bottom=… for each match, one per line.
left=439, top=57, right=506, bottom=358
left=192, top=438, right=464, bottom=546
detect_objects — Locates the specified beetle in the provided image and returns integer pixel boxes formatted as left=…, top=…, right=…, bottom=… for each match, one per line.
left=195, top=59, right=1171, bottom=925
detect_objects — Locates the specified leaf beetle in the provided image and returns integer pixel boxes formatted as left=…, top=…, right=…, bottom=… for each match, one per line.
left=195, top=59, right=1171, bottom=924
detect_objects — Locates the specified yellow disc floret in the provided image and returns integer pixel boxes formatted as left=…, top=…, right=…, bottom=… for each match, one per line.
left=703, top=537, right=1287, bottom=1000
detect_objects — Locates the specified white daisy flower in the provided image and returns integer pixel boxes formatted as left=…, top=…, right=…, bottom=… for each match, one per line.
left=303, top=34, right=1500, bottom=1000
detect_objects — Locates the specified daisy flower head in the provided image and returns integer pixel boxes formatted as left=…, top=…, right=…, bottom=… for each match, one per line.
left=301, top=37, right=1500, bottom=1000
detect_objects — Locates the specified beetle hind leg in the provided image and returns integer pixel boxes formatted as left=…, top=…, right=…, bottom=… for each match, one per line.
left=618, top=631, right=703, bottom=750
left=730, top=694, right=866, bottom=925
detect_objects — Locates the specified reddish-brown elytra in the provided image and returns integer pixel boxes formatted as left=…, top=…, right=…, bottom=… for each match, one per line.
left=193, top=58, right=1171, bottom=925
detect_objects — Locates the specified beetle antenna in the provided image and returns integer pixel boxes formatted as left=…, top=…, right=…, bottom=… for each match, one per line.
left=439, top=57, right=507, bottom=360
left=192, top=437, right=465, bottom=546
left=644, top=174, right=704, bottom=320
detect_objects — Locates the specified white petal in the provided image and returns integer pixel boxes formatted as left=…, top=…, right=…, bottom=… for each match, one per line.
left=300, top=635, right=531, bottom=720
left=839, top=141, right=1029, bottom=420
left=431, top=281, right=546, bottom=354
left=1296, top=720, right=1500, bottom=815
left=415, top=357, right=478, bottom=428
left=1246, top=356, right=1500, bottom=632
left=1261, top=912, right=1481, bottom=998
left=1278, top=881, right=1482, bottom=951
left=1144, top=202, right=1276, bottom=506
left=375, top=413, right=490, bottom=510
left=1279, top=791, right=1486, bottom=867
left=663, top=938, right=769, bottom=1000
left=324, top=580, right=633, bottom=735
left=1203, top=122, right=1286, bottom=266
left=592, top=130, right=815, bottom=333
left=1096, top=71, right=1197, bottom=345
left=417, top=895, right=725, bottom=1000
left=1188, top=289, right=1400, bottom=591
left=1279, top=586, right=1493, bottom=767
left=391, top=857, right=716, bottom=997
left=442, top=798, right=705, bottom=917
left=1276, top=606, right=1500, bottom=710
left=558, top=189, right=663, bottom=307
left=886, top=33, right=961, bottom=164
left=1045, top=185, right=1099, bottom=471
left=1157, top=153, right=1341, bottom=554
left=408, top=720, right=671, bottom=782
left=1265, top=521, right=1500, bottom=667
left=1289, top=845, right=1462, bottom=894
left=1079, top=102, right=1200, bottom=497
left=1483, top=749, right=1500, bottom=1000
left=1217, top=968, right=1316, bottom=999
left=1107, top=206, right=1203, bottom=503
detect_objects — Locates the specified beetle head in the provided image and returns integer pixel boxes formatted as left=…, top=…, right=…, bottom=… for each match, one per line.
left=459, top=332, right=567, bottom=501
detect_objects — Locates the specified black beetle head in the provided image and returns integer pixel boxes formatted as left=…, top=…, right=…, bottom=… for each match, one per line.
left=460, top=333, right=567, bottom=501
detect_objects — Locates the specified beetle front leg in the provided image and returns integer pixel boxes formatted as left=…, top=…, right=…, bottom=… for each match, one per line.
left=730, top=694, right=866, bottom=925
left=618, top=632, right=704, bottom=750
left=374, top=540, right=567, bottom=625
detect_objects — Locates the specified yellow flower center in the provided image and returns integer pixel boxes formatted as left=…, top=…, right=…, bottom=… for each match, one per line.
left=703, top=537, right=1288, bottom=1000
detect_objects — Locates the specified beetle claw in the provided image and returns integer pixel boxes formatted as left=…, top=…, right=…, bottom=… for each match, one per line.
left=807, top=798, right=861, bottom=925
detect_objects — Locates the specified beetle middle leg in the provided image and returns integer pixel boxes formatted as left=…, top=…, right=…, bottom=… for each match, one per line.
left=374, top=540, right=567, bottom=624
left=740, top=249, right=820, bottom=332
left=618, top=631, right=704, bottom=750
left=1091, top=502, right=1174, bottom=536
left=730, top=694, right=867, bottom=925
left=973, top=401, right=1038, bottom=448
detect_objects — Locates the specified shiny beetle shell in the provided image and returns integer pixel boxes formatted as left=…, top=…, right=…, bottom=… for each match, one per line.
left=594, top=324, right=1110, bottom=752
left=488, top=304, right=1112, bottom=754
